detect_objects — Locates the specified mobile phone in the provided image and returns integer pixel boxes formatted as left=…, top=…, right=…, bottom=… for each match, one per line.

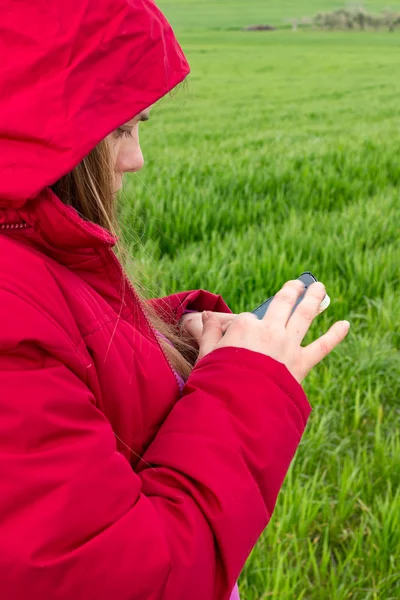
left=251, top=271, right=331, bottom=320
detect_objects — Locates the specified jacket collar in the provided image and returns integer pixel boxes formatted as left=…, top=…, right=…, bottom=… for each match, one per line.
left=14, top=187, right=118, bottom=252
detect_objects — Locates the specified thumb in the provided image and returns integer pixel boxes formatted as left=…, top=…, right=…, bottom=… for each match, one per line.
left=197, top=311, right=224, bottom=362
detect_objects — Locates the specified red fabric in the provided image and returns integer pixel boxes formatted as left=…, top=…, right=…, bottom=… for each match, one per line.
left=0, top=1, right=312, bottom=599
left=0, top=0, right=190, bottom=206
left=149, top=290, right=232, bottom=326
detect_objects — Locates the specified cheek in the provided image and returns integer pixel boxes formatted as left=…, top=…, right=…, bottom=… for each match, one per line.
left=106, top=136, right=119, bottom=169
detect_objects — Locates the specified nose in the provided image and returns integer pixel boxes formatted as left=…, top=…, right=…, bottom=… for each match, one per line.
left=118, top=146, right=144, bottom=174
left=130, top=148, right=144, bottom=172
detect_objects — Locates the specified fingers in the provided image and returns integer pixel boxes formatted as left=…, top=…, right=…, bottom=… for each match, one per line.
left=204, top=312, right=236, bottom=334
left=197, top=311, right=224, bottom=361
left=286, top=281, right=327, bottom=343
left=220, top=314, right=236, bottom=333
left=214, top=312, right=237, bottom=322
left=263, top=280, right=306, bottom=325
left=301, top=320, right=351, bottom=376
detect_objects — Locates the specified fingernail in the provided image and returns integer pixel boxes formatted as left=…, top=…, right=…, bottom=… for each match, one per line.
left=342, top=320, right=351, bottom=329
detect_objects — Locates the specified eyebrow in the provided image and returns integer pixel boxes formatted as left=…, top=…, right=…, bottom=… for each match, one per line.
left=138, top=111, right=150, bottom=122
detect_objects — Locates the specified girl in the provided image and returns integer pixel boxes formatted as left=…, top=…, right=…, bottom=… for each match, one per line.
left=0, top=1, right=350, bottom=598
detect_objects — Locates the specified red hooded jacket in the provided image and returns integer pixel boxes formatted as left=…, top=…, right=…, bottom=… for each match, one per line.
left=0, top=1, right=311, bottom=598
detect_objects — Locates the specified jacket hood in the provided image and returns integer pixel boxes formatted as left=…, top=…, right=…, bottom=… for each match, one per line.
left=0, top=0, right=190, bottom=208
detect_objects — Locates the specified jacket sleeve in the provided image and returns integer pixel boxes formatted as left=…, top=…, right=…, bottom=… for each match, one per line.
left=148, top=289, right=232, bottom=325
left=0, top=289, right=311, bottom=600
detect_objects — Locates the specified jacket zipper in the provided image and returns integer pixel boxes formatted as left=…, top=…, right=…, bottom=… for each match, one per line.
left=0, top=222, right=31, bottom=230
left=106, top=248, right=182, bottom=394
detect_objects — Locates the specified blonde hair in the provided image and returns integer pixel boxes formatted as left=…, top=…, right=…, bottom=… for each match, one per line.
left=50, top=138, right=198, bottom=381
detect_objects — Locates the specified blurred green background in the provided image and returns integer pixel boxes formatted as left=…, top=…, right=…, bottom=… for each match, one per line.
left=122, top=1, right=400, bottom=598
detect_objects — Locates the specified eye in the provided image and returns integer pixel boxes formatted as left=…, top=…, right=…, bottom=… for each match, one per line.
left=116, top=127, right=133, bottom=138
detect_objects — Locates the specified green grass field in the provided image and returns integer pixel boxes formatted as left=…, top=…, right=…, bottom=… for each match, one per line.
left=122, top=2, right=400, bottom=598
left=157, top=0, right=400, bottom=30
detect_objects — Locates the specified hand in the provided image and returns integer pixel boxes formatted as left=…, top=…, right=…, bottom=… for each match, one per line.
left=180, top=311, right=236, bottom=348
left=197, top=280, right=350, bottom=385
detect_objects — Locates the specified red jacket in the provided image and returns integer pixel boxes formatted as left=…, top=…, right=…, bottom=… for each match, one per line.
left=0, top=1, right=311, bottom=599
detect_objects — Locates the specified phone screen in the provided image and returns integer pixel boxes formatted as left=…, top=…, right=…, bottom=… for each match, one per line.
left=251, top=272, right=330, bottom=320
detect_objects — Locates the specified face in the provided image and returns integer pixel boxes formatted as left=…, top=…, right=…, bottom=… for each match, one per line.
left=107, top=107, right=151, bottom=193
